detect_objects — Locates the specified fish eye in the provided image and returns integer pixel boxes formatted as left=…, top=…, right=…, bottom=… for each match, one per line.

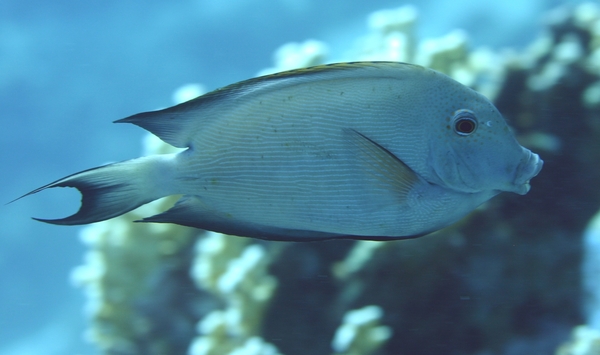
left=452, top=109, right=477, bottom=136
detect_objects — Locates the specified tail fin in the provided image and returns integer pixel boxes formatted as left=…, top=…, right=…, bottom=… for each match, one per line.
left=14, top=156, right=173, bottom=225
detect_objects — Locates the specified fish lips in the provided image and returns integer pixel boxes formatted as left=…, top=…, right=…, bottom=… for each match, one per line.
left=509, top=148, right=544, bottom=195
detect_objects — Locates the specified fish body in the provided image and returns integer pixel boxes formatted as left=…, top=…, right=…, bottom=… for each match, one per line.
left=20, top=62, right=543, bottom=241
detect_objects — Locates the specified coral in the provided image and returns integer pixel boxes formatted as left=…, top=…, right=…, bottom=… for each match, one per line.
left=355, top=5, right=418, bottom=63
left=187, top=233, right=281, bottom=355
left=257, top=39, right=328, bottom=76
left=332, top=241, right=387, bottom=281
left=348, top=5, right=505, bottom=100
left=555, top=325, right=600, bottom=355
left=331, top=305, right=392, bottom=355
left=583, top=209, right=600, bottom=330
left=70, top=194, right=199, bottom=355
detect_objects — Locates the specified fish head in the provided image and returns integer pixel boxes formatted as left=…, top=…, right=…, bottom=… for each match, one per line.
left=427, top=94, right=543, bottom=195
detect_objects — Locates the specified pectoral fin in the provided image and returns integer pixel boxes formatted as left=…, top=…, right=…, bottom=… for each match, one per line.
left=343, top=128, right=420, bottom=201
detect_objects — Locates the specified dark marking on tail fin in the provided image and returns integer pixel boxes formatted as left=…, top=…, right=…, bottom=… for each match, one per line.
left=13, top=161, right=160, bottom=225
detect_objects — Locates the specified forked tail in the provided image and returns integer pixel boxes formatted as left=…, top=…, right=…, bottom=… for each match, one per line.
left=13, top=155, right=175, bottom=225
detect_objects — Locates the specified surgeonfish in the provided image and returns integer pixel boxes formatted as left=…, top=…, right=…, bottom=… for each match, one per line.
left=18, top=62, right=543, bottom=241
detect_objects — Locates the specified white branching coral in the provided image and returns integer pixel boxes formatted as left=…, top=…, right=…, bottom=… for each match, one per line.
left=555, top=325, right=600, bottom=355
left=356, top=5, right=418, bottom=62
left=258, top=39, right=329, bottom=76
left=331, top=305, right=392, bottom=355
left=583, top=209, right=600, bottom=331
left=187, top=233, right=281, bottom=355
left=332, top=241, right=387, bottom=281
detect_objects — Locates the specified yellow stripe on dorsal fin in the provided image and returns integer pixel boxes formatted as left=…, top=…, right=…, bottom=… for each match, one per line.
left=115, top=62, right=426, bottom=149
left=247, top=61, right=424, bottom=81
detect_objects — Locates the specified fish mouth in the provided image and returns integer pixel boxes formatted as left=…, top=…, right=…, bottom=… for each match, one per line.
left=510, top=148, right=543, bottom=195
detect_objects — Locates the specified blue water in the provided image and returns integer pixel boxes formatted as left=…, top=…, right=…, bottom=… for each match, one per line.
left=0, top=0, right=577, bottom=354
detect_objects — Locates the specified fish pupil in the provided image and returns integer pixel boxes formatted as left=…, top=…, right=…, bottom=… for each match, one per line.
left=456, top=119, right=475, bottom=134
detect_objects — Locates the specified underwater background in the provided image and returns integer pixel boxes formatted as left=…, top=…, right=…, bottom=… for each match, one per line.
left=1, top=0, right=596, bottom=354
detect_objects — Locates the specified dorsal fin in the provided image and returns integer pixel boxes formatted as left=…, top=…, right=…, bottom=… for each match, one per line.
left=115, top=62, right=426, bottom=148
left=115, top=104, right=200, bottom=148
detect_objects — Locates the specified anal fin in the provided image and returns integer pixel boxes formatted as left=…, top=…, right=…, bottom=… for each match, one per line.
left=139, top=195, right=345, bottom=241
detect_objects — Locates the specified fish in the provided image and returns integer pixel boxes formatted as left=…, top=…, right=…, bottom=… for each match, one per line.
left=16, top=62, right=543, bottom=241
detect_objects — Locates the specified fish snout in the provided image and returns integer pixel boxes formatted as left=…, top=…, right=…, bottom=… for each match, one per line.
left=510, top=148, right=543, bottom=195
